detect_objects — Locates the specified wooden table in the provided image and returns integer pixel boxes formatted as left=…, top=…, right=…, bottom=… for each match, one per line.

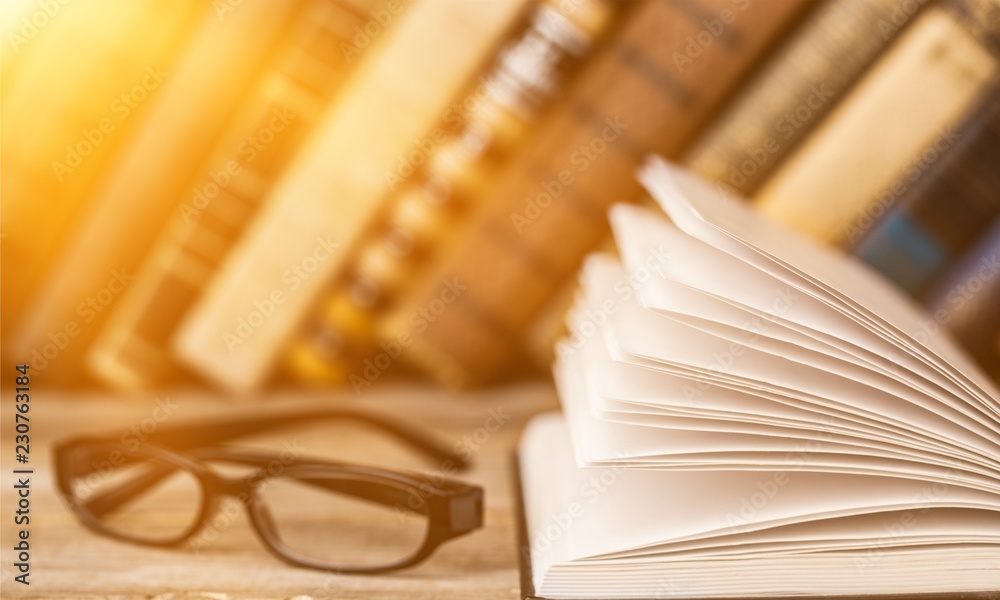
left=0, top=383, right=558, bottom=599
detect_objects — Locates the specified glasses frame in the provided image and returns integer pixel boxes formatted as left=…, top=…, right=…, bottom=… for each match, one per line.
left=53, top=409, right=485, bottom=574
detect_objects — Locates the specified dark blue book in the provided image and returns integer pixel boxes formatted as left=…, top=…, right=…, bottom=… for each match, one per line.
left=853, top=89, right=1000, bottom=297
left=926, top=217, right=1000, bottom=383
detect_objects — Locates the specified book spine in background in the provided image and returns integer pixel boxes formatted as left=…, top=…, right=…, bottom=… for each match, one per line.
left=925, top=218, right=1000, bottom=383
left=283, top=0, right=619, bottom=386
left=523, top=195, right=664, bottom=370
left=754, top=0, right=1000, bottom=247
left=852, top=88, right=1000, bottom=297
left=0, top=0, right=206, bottom=368
left=682, top=0, right=928, bottom=196
left=380, top=0, right=813, bottom=388
left=529, top=0, right=927, bottom=373
left=172, top=0, right=533, bottom=392
left=87, top=0, right=397, bottom=390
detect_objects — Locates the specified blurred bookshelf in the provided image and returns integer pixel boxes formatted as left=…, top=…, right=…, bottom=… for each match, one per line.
left=3, top=0, right=999, bottom=394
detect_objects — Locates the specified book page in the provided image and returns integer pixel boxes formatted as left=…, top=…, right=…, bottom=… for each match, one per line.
left=578, top=254, right=1000, bottom=467
left=519, top=414, right=1000, bottom=563
left=639, top=156, right=1000, bottom=418
left=558, top=338, right=1000, bottom=492
left=610, top=204, right=1000, bottom=440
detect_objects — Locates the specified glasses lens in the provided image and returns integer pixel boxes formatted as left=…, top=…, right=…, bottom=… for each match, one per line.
left=254, top=472, right=429, bottom=570
left=66, top=446, right=203, bottom=544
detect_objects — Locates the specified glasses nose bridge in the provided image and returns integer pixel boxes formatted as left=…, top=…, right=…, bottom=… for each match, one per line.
left=210, top=470, right=260, bottom=499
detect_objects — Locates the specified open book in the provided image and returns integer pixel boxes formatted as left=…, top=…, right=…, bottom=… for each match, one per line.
left=517, top=157, right=1000, bottom=599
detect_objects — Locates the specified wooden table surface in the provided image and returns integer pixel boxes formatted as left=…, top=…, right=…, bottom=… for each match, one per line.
left=0, top=382, right=558, bottom=599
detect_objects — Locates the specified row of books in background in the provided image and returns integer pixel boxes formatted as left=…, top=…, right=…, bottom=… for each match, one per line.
left=2, top=0, right=998, bottom=393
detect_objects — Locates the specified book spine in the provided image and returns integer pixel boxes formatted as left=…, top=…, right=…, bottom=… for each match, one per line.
left=754, top=0, right=1000, bottom=246
left=851, top=87, right=1000, bottom=296
left=282, top=0, right=620, bottom=386
left=171, top=0, right=533, bottom=391
left=378, top=0, right=813, bottom=388
left=522, top=204, right=640, bottom=371
left=529, top=0, right=926, bottom=372
left=682, top=0, right=928, bottom=196
left=86, top=0, right=396, bottom=390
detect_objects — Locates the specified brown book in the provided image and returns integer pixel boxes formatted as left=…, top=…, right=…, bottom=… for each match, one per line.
left=87, top=0, right=400, bottom=390
left=530, top=0, right=928, bottom=373
left=283, top=0, right=620, bottom=388
left=172, top=0, right=533, bottom=392
left=380, top=0, right=813, bottom=388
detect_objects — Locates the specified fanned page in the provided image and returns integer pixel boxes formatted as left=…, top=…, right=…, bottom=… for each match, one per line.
left=520, top=157, right=1000, bottom=599
left=637, top=156, right=1000, bottom=421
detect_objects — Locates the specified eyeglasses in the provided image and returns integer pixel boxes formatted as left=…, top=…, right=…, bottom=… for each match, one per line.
left=53, top=409, right=484, bottom=574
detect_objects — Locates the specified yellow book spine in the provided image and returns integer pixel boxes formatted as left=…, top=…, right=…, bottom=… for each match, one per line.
left=683, top=0, right=929, bottom=195
left=754, top=1, right=1000, bottom=246
left=172, top=0, right=533, bottom=392
left=87, top=0, right=394, bottom=390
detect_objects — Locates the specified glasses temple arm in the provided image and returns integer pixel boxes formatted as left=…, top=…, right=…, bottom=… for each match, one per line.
left=144, top=409, right=470, bottom=469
